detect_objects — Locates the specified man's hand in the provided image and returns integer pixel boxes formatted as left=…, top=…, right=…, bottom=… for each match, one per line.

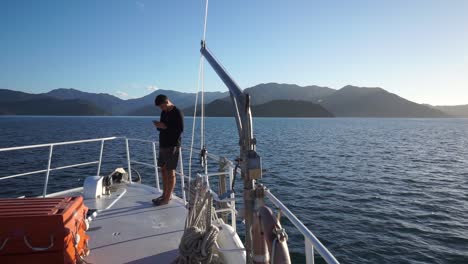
left=154, top=121, right=167, bottom=129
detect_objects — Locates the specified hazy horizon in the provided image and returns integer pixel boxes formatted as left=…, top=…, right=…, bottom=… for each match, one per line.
left=2, top=0, right=467, bottom=105
left=2, top=84, right=467, bottom=107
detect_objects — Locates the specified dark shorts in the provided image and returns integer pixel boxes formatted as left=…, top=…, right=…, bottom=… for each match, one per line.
left=158, top=147, right=180, bottom=170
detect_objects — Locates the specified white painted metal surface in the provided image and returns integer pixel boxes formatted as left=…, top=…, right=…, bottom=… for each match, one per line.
left=83, top=176, right=104, bottom=199
left=85, top=183, right=187, bottom=264
left=48, top=183, right=187, bottom=264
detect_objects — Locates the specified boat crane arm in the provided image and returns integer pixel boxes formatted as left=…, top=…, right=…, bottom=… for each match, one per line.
left=200, top=40, right=262, bottom=263
left=199, top=41, right=261, bottom=178
left=200, top=41, right=245, bottom=141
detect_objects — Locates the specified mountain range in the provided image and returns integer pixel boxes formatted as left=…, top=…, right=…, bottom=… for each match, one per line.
left=432, top=105, right=468, bottom=118
left=184, top=99, right=334, bottom=117
left=42, top=88, right=229, bottom=116
left=0, top=83, right=466, bottom=117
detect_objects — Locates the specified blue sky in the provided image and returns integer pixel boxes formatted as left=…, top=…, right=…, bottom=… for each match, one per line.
left=1, top=0, right=467, bottom=105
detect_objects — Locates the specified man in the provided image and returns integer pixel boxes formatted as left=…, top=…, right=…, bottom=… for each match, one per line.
left=152, top=94, right=184, bottom=206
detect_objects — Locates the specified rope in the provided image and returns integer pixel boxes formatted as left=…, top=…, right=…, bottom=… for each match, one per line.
left=175, top=177, right=221, bottom=264
left=231, top=160, right=240, bottom=194
left=176, top=3, right=218, bottom=262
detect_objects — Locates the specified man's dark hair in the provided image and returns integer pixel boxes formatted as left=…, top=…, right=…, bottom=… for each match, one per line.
left=155, top=94, right=168, bottom=106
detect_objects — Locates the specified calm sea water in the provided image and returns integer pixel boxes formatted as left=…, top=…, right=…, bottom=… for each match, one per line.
left=1, top=116, right=468, bottom=264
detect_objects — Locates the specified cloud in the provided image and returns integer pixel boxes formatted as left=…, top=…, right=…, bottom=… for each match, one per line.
left=147, top=85, right=158, bottom=92
left=115, top=91, right=132, bottom=99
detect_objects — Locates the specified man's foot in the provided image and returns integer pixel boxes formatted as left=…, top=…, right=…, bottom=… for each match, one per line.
left=153, top=198, right=170, bottom=206
left=151, top=195, right=164, bottom=205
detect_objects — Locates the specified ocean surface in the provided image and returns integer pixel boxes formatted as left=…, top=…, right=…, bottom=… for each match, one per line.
left=1, top=116, right=467, bottom=264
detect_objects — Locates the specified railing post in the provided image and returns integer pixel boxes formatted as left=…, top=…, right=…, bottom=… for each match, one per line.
left=179, top=148, right=186, bottom=203
left=228, top=163, right=236, bottom=231
left=152, top=142, right=160, bottom=191
left=97, top=140, right=105, bottom=176
left=205, top=174, right=210, bottom=189
left=125, top=138, right=132, bottom=183
left=305, top=234, right=315, bottom=264
left=266, top=190, right=340, bottom=264
left=42, top=145, right=54, bottom=197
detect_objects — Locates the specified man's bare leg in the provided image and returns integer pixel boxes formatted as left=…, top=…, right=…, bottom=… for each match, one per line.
left=162, top=166, right=169, bottom=198
left=161, top=169, right=176, bottom=203
left=153, top=166, right=167, bottom=204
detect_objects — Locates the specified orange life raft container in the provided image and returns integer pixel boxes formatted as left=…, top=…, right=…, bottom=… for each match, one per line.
left=0, top=196, right=90, bottom=264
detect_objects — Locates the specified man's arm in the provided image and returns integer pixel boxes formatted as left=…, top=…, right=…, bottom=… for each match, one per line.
left=154, top=112, right=167, bottom=130
left=158, top=108, right=183, bottom=134
left=154, top=121, right=167, bottom=130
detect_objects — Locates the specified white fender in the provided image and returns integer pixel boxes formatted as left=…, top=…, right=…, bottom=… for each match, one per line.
left=216, top=222, right=246, bottom=264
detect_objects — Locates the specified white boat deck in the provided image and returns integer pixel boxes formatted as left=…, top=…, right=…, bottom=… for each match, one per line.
left=71, top=183, right=186, bottom=264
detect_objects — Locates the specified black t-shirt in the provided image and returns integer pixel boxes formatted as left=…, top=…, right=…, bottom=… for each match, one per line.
left=158, top=106, right=184, bottom=147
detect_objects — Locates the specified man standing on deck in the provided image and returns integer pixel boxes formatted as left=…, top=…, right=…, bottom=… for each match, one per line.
left=152, top=94, right=184, bottom=206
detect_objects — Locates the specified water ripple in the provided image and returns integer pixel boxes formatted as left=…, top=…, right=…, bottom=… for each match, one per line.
left=1, top=117, right=468, bottom=264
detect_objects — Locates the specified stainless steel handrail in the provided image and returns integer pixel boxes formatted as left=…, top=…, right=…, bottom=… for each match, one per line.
left=0, top=136, right=119, bottom=152
left=0, top=136, right=191, bottom=205
left=0, top=137, right=121, bottom=196
left=125, top=138, right=157, bottom=144
left=125, top=138, right=187, bottom=200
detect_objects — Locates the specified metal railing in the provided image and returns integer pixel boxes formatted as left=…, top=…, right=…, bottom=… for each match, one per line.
left=125, top=137, right=186, bottom=203
left=265, top=190, right=340, bottom=264
left=0, top=136, right=118, bottom=197
left=198, top=155, right=339, bottom=263
left=0, top=136, right=339, bottom=263
left=195, top=168, right=237, bottom=231
left=0, top=136, right=188, bottom=201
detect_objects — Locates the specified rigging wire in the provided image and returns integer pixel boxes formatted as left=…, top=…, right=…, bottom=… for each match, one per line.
left=200, top=0, right=209, bottom=168
left=188, top=56, right=203, bottom=180
left=188, top=0, right=210, bottom=202
left=200, top=0, right=209, bottom=174
left=201, top=54, right=205, bottom=151
left=202, top=0, right=209, bottom=42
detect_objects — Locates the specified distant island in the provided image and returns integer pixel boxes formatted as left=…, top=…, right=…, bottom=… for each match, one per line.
left=0, top=98, right=109, bottom=116
left=184, top=99, right=334, bottom=117
left=1, top=83, right=466, bottom=117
